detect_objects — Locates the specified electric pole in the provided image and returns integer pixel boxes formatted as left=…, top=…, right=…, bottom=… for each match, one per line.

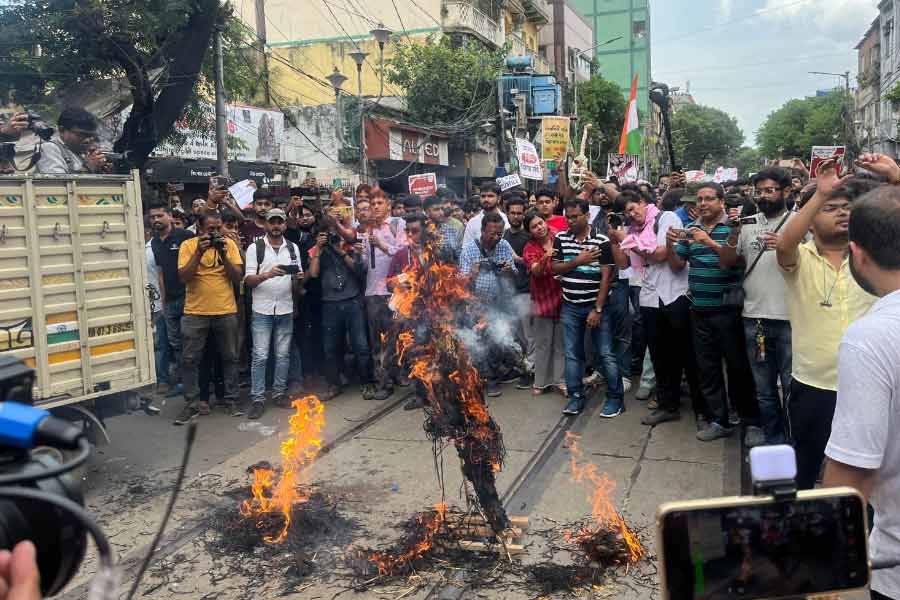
left=255, top=0, right=271, bottom=105
left=214, top=27, right=229, bottom=177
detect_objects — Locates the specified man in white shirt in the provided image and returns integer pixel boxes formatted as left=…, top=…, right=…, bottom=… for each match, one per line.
left=461, top=181, right=509, bottom=249
left=243, top=208, right=303, bottom=419
left=823, top=172, right=900, bottom=600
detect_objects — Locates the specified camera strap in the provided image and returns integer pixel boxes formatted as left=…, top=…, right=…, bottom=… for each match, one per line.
left=743, top=211, right=790, bottom=280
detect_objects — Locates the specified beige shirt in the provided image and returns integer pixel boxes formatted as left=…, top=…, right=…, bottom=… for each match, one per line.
left=781, top=240, right=876, bottom=391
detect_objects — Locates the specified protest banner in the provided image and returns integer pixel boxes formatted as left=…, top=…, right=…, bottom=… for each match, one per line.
left=809, top=146, right=845, bottom=178
left=541, top=116, right=570, bottom=161
left=408, top=173, right=437, bottom=197
left=606, top=153, right=639, bottom=182
left=713, top=167, right=739, bottom=183
left=516, top=139, right=543, bottom=180
left=496, top=173, right=523, bottom=191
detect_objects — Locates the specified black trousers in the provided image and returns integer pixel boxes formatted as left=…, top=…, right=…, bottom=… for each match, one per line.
left=691, top=308, right=758, bottom=427
left=873, top=590, right=895, bottom=600
left=642, top=296, right=706, bottom=416
left=787, top=379, right=836, bottom=490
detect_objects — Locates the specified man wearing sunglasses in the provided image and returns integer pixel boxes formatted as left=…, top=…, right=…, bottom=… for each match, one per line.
left=776, top=159, right=878, bottom=490
left=35, top=106, right=107, bottom=174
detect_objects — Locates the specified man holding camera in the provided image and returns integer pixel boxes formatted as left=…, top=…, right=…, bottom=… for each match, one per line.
left=243, top=208, right=303, bottom=420
left=175, top=211, right=244, bottom=424
left=666, top=182, right=758, bottom=442
left=460, top=211, right=519, bottom=397
left=34, top=107, right=107, bottom=175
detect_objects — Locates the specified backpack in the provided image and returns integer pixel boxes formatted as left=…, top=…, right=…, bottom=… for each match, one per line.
left=254, top=238, right=297, bottom=274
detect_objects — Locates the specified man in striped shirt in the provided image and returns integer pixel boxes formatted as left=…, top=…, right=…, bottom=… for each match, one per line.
left=667, top=182, right=757, bottom=442
left=552, top=198, right=625, bottom=417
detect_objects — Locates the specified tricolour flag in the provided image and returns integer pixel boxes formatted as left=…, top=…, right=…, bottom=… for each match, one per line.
left=618, top=74, right=641, bottom=156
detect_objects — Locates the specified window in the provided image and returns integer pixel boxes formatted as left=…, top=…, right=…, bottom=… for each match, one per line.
left=632, top=19, right=646, bottom=39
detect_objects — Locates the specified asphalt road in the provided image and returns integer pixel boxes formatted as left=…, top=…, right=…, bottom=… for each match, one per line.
left=64, top=381, right=741, bottom=599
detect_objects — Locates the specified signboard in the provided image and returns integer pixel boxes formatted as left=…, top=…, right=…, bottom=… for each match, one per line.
left=713, top=167, right=739, bottom=183
left=496, top=173, right=523, bottom=191
left=809, top=146, right=845, bottom=178
left=516, top=139, right=543, bottom=180
left=408, top=173, right=437, bottom=198
left=607, top=154, right=639, bottom=183
left=541, top=116, right=570, bottom=161
left=153, top=102, right=284, bottom=163
left=684, top=170, right=709, bottom=183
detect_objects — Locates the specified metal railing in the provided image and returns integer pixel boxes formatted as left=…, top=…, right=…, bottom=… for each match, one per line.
left=442, top=1, right=503, bottom=48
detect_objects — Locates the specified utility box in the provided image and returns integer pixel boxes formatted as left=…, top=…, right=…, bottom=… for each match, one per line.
left=0, top=171, right=155, bottom=409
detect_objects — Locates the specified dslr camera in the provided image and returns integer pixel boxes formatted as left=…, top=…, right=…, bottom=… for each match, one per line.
left=26, top=113, right=54, bottom=141
left=208, top=231, right=227, bottom=250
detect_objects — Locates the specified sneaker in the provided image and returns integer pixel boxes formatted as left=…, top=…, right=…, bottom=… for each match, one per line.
left=582, top=371, right=602, bottom=386
left=373, top=386, right=393, bottom=401
left=635, top=386, right=654, bottom=401
left=173, top=406, right=198, bottom=426
left=516, top=373, right=534, bottom=390
left=641, top=409, right=680, bottom=426
left=599, top=400, right=623, bottom=418
left=403, top=396, right=425, bottom=411
left=728, top=407, right=741, bottom=426
left=744, top=425, right=766, bottom=448
left=499, top=371, right=520, bottom=385
left=562, top=396, right=585, bottom=416
left=229, top=403, right=245, bottom=417
left=647, top=398, right=659, bottom=410
left=361, top=383, right=376, bottom=400
left=696, top=421, right=734, bottom=442
left=247, top=401, right=265, bottom=420
left=622, top=377, right=632, bottom=393
left=486, top=381, right=502, bottom=397
left=273, top=394, right=292, bottom=408
left=197, top=401, right=211, bottom=416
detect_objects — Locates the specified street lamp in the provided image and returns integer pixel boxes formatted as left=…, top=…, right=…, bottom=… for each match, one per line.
left=369, top=23, right=393, bottom=102
left=572, top=35, right=623, bottom=120
left=349, top=49, right=369, bottom=183
left=326, top=66, right=348, bottom=144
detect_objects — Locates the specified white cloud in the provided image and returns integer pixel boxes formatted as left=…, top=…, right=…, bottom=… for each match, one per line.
left=758, top=0, right=878, bottom=41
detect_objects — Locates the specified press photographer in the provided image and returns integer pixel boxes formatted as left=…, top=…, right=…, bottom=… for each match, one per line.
left=34, top=107, right=106, bottom=175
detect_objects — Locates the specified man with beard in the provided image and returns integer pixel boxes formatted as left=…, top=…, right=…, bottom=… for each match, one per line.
left=776, top=159, right=878, bottom=489
left=717, top=168, right=794, bottom=447
left=239, top=189, right=274, bottom=249
left=462, top=182, right=509, bottom=249
left=35, top=107, right=107, bottom=174
left=149, top=203, right=195, bottom=394
left=244, top=208, right=303, bottom=419
left=822, top=157, right=900, bottom=600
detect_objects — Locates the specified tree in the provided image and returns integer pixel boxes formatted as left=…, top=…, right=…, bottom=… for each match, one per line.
left=0, top=0, right=261, bottom=166
left=670, top=104, right=744, bottom=170
left=756, top=93, right=844, bottom=159
left=733, top=146, right=763, bottom=177
left=569, top=76, right=626, bottom=161
left=385, top=36, right=506, bottom=132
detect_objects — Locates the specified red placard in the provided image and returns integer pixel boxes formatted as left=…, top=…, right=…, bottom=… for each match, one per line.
left=408, top=173, right=437, bottom=198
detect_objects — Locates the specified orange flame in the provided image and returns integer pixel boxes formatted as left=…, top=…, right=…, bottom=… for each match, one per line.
left=396, top=330, right=414, bottom=365
left=565, top=432, right=644, bottom=563
left=239, top=395, right=325, bottom=543
left=365, top=503, right=448, bottom=575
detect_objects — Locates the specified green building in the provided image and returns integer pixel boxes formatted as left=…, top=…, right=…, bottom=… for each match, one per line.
left=568, top=0, right=650, bottom=114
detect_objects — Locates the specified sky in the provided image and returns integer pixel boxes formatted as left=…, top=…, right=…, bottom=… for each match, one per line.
left=650, top=0, right=879, bottom=148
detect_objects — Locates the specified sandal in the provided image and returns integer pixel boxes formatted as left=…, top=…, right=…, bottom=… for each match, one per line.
left=532, top=386, right=547, bottom=396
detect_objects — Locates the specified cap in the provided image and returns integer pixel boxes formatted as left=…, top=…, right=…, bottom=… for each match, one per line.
left=266, top=208, right=287, bottom=221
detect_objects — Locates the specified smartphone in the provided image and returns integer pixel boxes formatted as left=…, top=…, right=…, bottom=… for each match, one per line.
left=673, top=228, right=693, bottom=241
left=740, top=216, right=759, bottom=226
left=279, top=264, right=301, bottom=274
left=657, top=487, right=869, bottom=600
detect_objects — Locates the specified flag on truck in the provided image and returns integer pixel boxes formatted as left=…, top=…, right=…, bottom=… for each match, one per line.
left=618, top=74, right=641, bottom=156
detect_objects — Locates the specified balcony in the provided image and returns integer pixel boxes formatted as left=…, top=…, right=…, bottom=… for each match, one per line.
left=442, top=1, right=503, bottom=48
left=507, top=32, right=550, bottom=74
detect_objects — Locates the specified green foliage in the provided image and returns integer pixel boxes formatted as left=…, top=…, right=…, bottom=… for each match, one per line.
left=885, top=82, right=900, bottom=108
left=756, top=93, right=844, bottom=158
left=671, top=104, right=744, bottom=170
left=733, top=146, right=763, bottom=177
left=386, top=35, right=506, bottom=129
left=569, top=76, right=626, bottom=159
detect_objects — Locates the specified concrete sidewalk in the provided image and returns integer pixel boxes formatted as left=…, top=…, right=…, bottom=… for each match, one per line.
left=64, top=383, right=740, bottom=599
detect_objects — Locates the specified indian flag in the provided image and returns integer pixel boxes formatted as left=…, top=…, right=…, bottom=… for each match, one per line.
left=618, top=74, right=641, bottom=156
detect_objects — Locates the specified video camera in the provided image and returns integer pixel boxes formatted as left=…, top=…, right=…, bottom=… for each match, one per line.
left=656, top=445, right=872, bottom=599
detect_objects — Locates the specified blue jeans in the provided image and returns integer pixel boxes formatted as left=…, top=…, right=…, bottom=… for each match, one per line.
left=561, top=301, right=623, bottom=402
left=322, top=297, right=372, bottom=387
left=607, top=283, right=631, bottom=378
left=153, top=311, right=171, bottom=385
left=743, top=318, right=791, bottom=444
left=250, top=313, right=293, bottom=403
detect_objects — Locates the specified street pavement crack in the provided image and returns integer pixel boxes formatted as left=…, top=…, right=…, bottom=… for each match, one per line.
left=643, top=456, right=720, bottom=467
left=623, top=426, right=652, bottom=512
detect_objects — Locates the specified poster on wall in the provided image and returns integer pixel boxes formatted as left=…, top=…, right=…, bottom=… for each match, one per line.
left=606, top=153, right=639, bottom=182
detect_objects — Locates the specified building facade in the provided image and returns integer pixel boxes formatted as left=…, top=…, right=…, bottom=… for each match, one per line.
left=879, top=0, right=900, bottom=157
left=566, top=0, right=650, bottom=113
left=539, top=0, right=594, bottom=87
left=856, top=18, right=882, bottom=154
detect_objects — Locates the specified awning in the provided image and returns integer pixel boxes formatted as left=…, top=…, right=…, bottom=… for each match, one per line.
left=143, top=158, right=277, bottom=185
left=365, top=118, right=450, bottom=167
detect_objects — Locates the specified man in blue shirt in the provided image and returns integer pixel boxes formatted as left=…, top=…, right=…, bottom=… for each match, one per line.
left=460, top=212, right=519, bottom=396
left=674, top=194, right=699, bottom=226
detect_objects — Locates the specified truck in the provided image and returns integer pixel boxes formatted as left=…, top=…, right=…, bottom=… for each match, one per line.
left=0, top=171, right=155, bottom=437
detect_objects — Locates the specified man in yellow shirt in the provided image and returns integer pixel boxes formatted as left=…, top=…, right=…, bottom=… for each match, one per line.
left=175, top=210, right=244, bottom=424
left=776, top=160, right=878, bottom=488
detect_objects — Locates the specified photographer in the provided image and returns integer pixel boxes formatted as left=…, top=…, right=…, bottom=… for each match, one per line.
left=34, top=107, right=107, bottom=175
left=308, top=216, right=372, bottom=401
left=175, top=210, right=244, bottom=425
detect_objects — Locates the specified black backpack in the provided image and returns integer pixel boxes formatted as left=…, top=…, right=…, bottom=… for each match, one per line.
left=254, top=238, right=297, bottom=274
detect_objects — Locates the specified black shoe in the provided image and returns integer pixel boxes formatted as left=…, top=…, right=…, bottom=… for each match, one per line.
left=373, top=386, right=393, bottom=401
left=230, top=403, right=245, bottom=417
left=562, top=396, right=585, bottom=415
left=403, top=396, right=426, bottom=411
left=173, top=406, right=198, bottom=425
left=247, top=401, right=265, bottom=420
left=641, top=409, right=680, bottom=426
left=499, top=372, right=519, bottom=385
left=486, top=381, right=502, bottom=397
left=515, top=373, right=534, bottom=389
left=273, top=394, right=291, bottom=408
left=361, top=383, right=376, bottom=400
